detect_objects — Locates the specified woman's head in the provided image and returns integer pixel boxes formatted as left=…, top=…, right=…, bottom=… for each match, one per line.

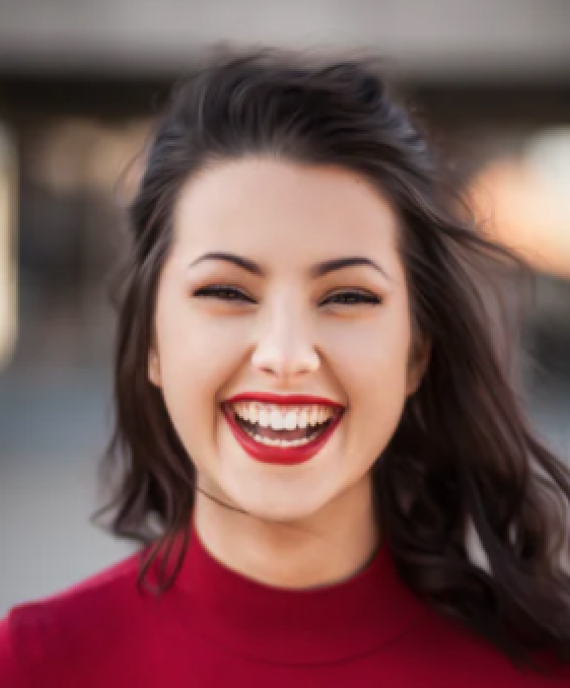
left=115, top=49, right=438, bottom=527
left=148, top=157, right=426, bottom=523
left=102, top=47, right=570, bottom=667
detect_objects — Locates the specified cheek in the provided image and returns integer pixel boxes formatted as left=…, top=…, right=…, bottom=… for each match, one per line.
left=342, top=342, right=410, bottom=424
left=332, top=309, right=412, bottom=455
left=153, top=296, right=245, bottom=441
left=331, top=306, right=412, bottom=395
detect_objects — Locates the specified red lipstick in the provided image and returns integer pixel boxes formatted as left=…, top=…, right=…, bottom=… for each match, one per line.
left=224, top=392, right=344, bottom=408
left=221, top=393, right=345, bottom=466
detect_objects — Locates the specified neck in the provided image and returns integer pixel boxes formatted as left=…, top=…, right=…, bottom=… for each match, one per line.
left=193, top=477, right=380, bottom=590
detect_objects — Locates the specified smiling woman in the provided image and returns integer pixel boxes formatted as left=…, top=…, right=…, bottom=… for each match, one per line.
left=146, top=157, right=419, bottom=537
left=1, top=47, right=570, bottom=687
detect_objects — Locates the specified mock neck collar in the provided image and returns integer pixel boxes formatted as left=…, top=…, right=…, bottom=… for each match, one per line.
left=167, top=523, right=427, bottom=666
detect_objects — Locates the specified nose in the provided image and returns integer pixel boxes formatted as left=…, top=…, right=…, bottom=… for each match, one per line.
left=251, top=297, right=320, bottom=383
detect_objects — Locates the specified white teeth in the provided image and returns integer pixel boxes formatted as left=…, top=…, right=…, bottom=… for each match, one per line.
left=232, top=402, right=336, bottom=431
left=241, top=425, right=322, bottom=447
left=284, top=411, right=297, bottom=431
left=259, top=409, right=270, bottom=428
left=270, top=409, right=284, bottom=430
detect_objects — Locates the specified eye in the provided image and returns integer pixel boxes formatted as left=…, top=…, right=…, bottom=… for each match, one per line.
left=193, top=285, right=253, bottom=302
left=322, top=290, right=381, bottom=307
left=193, top=285, right=381, bottom=307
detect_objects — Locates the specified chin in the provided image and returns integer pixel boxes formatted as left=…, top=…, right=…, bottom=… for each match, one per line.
left=226, top=486, right=330, bottom=525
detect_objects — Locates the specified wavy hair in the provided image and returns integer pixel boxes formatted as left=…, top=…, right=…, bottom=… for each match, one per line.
left=96, top=46, right=570, bottom=671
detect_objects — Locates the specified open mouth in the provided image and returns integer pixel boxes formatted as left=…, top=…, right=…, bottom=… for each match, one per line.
left=221, top=402, right=345, bottom=464
left=232, top=410, right=335, bottom=447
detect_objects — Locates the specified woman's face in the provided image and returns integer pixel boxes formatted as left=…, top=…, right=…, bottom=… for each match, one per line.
left=149, top=157, right=427, bottom=523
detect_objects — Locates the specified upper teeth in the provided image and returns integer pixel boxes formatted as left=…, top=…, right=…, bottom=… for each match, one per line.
left=231, top=403, right=335, bottom=431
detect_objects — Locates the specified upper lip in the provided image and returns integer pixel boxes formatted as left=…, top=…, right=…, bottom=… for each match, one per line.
left=224, top=392, right=345, bottom=409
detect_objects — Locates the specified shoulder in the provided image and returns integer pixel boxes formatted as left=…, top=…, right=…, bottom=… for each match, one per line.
left=0, top=548, right=154, bottom=686
left=401, top=605, right=570, bottom=686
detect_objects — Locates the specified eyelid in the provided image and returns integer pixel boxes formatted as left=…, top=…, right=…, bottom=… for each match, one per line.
left=194, top=284, right=252, bottom=298
left=324, top=287, right=380, bottom=300
left=193, top=284, right=381, bottom=305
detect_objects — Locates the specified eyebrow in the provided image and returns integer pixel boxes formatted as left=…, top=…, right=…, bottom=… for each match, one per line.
left=188, top=252, right=391, bottom=280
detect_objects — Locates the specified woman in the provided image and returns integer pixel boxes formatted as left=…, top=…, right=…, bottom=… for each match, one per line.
left=1, top=47, right=569, bottom=687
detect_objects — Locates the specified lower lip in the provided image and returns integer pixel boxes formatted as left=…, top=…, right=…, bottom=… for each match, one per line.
left=222, top=405, right=344, bottom=466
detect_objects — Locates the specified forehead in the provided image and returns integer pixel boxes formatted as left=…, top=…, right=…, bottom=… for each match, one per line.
left=172, top=157, right=401, bottom=268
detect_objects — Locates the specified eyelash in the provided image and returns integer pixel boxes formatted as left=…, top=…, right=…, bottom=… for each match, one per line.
left=193, top=285, right=381, bottom=306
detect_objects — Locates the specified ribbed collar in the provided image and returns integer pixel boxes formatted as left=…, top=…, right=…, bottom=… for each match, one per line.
left=167, top=524, right=427, bottom=666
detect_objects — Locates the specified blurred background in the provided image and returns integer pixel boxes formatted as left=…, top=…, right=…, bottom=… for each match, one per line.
left=0, top=0, right=569, bottom=616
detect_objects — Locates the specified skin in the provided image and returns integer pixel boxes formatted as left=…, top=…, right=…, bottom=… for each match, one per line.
left=149, top=157, right=429, bottom=589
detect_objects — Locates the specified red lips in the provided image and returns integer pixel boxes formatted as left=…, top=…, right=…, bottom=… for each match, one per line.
left=222, top=394, right=344, bottom=466
left=224, top=391, right=344, bottom=409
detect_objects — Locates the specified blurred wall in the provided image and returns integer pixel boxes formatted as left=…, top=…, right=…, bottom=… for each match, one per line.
left=1, top=0, right=570, bottom=80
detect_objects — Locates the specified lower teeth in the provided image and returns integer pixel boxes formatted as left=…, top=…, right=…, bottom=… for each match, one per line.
left=242, top=424, right=324, bottom=448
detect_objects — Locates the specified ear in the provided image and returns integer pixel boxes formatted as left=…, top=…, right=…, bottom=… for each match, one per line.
left=148, top=349, right=162, bottom=388
left=406, top=337, right=431, bottom=397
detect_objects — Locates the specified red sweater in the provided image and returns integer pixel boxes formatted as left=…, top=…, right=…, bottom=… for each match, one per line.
left=1, top=526, right=568, bottom=687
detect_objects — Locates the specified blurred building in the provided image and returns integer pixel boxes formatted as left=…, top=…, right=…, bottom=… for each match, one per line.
left=0, top=0, right=569, bottom=614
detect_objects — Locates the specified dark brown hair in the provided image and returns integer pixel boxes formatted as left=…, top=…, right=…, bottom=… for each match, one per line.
left=97, top=46, right=570, bottom=671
